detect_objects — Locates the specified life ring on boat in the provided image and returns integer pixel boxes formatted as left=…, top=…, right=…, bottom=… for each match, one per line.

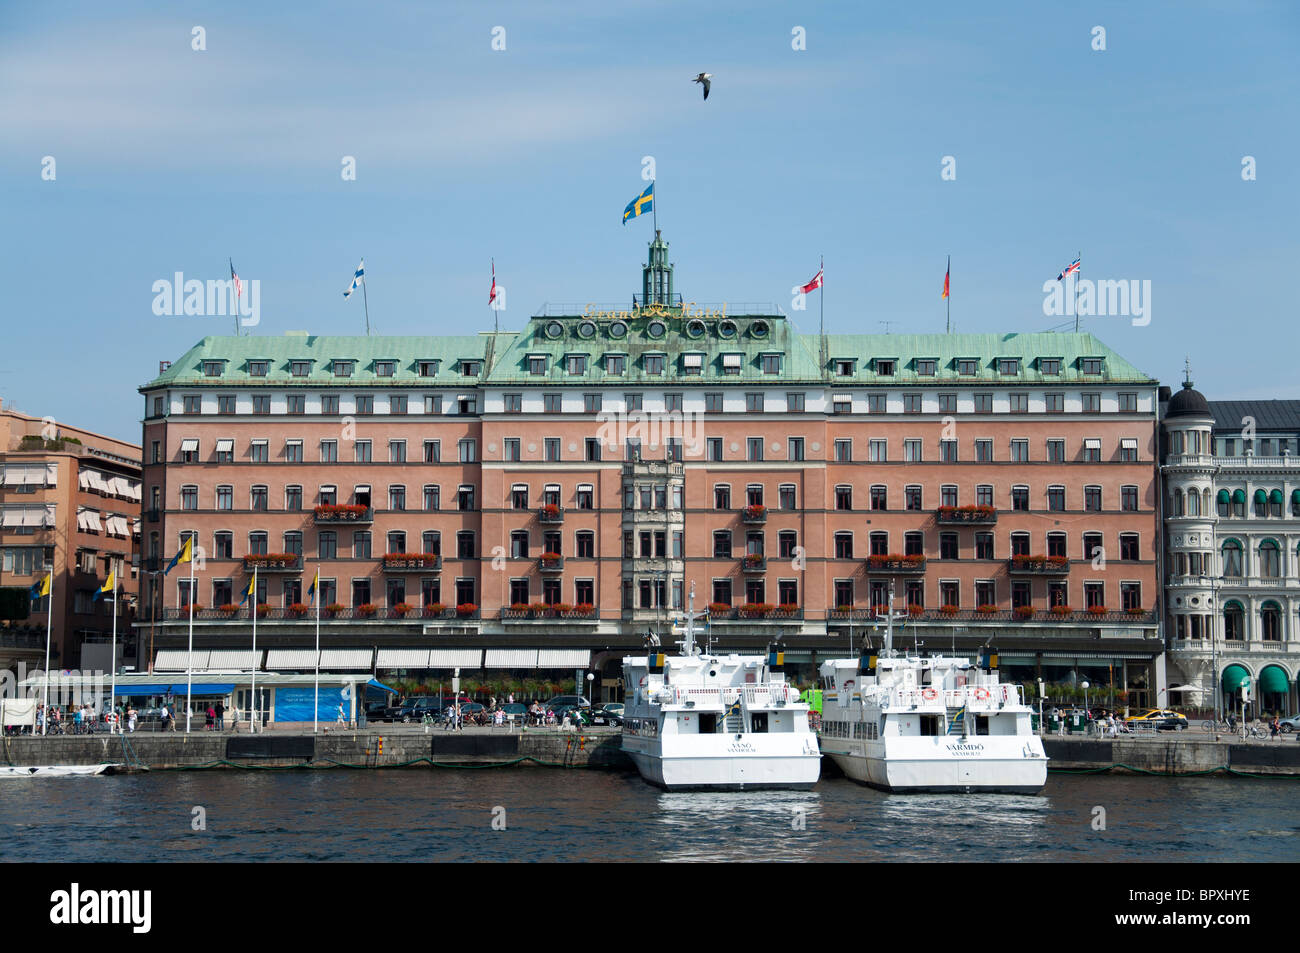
left=921, top=688, right=938, bottom=701
left=974, top=687, right=991, bottom=700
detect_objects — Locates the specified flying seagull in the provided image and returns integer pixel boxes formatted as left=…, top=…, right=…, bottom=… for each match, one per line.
left=693, top=72, right=712, bottom=100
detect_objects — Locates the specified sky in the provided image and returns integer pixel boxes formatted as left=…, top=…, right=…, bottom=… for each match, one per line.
left=1, top=0, right=1297, bottom=443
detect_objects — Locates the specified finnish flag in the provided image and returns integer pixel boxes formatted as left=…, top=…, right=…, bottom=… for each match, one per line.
left=344, top=259, right=365, bottom=298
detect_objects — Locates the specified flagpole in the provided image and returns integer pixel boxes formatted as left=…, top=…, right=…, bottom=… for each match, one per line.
left=110, top=574, right=118, bottom=731
left=251, top=565, right=258, bottom=732
left=946, top=255, right=951, bottom=334
left=41, top=571, right=52, bottom=736
left=361, top=268, right=371, bottom=337
left=1074, top=250, right=1081, bottom=333
left=186, top=542, right=194, bottom=733
left=314, top=569, right=320, bottom=736
left=230, top=258, right=239, bottom=336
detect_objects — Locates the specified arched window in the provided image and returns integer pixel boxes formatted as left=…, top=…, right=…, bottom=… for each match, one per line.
left=1221, top=540, right=1242, bottom=577
left=1186, top=490, right=1200, bottom=516
left=1216, top=489, right=1230, bottom=518
left=1172, top=488, right=1184, bottom=516
left=1259, top=540, right=1280, bottom=578
left=1269, top=488, right=1283, bottom=518
left=1202, top=489, right=1212, bottom=515
left=1232, top=488, right=1245, bottom=518
left=1253, top=489, right=1268, bottom=518
left=1223, top=600, right=1244, bottom=640
left=1260, top=601, right=1282, bottom=641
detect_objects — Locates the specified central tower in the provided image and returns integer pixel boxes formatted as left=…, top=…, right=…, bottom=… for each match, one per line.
left=641, top=230, right=675, bottom=306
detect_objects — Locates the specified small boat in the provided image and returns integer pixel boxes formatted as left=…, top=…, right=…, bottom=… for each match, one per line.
left=621, top=586, right=821, bottom=790
left=0, top=764, right=120, bottom=778
left=818, top=590, right=1047, bottom=794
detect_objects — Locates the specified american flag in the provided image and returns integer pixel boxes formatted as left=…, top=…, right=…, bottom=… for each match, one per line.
left=229, top=258, right=241, bottom=299
left=1057, top=257, right=1081, bottom=281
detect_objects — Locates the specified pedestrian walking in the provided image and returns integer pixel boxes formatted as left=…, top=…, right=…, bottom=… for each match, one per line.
left=215, top=701, right=225, bottom=731
left=127, top=706, right=137, bottom=733
left=336, top=702, right=346, bottom=727
left=205, top=705, right=215, bottom=731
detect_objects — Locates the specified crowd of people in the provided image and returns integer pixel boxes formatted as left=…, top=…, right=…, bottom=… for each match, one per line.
left=3, top=699, right=231, bottom=735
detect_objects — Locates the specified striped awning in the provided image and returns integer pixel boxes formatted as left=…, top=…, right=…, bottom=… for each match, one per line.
left=536, top=650, right=591, bottom=668
left=265, top=649, right=320, bottom=670
left=206, top=650, right=260, bottom=670
left=319, top=649, right=372, bottom=669
left=484, top=649, right=538, bottom=668
left=155, top=649, right=210, bottom=671
left=375, top=649, right=432, bottom=668
left=427, top=649, right=482, bottom=669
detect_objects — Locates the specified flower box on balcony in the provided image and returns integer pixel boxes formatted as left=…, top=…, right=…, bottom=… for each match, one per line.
left=1050, top=605, right=1074, bottom=617
left=313, top=504, right=373, bottom=523
left=255, top=603, right=273, bottom=615
left=423, top=603, right=447, bottom=618
left=1088, top=605, right=1109, bottom=615
left=456, top=603, right=478, bottom=617
left=538, top=554, right=564, bottom=572
left=742, top=504, right=767, bottom=524
left=939, top=605, right=960, bottom=617
left=739, top=603, right=774, bottom=618
left=976, top=604, right=998, bottom=615
left=219, top=604, right=241, bottom=614
left=288, top=603, right=311, bottom=616
left=242, top=553, right=303, bottom=572
left=538, top=504, right=564, bottom=523
left=742, top=554, right=767, bottom=572
left=1008, top=555, right=1069, bottom=574
left=566, top=603, right=596, bottom=619
left=867, top=553, right=926, bottom=572
left=1014, top=606, right=1036, bottom=620
left=325, top=603, right=345, bottom=617
left=357, top=604, right=378, bottom=617
left=935, top=504, right=998, bottom=525
left=390, top=603, right=413, bottom=617
left=907, top=605, right=925, bottom=617
left=709, top=603, right=732, bottom=614
left=383, top=553, right=441, bottom=571
left=1126, top=607, right=1145, bottom=617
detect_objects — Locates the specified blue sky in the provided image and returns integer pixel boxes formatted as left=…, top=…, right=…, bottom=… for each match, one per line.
left=1, top=0, right=1296, bottom=442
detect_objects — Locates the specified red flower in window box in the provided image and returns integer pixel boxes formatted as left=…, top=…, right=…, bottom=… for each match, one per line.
left=357, top=603, right=378, bottom=616
left=391, top=603, right=413, bottom=616
left=509, top=603, right=530, bottom=612
left=539, top=504, right=561, bottom=519
left=1050, top=605, right=1073, bottom=616
left=743, top=504, right=767, bottom=520
left=456, top=602, right=478, bottom=616
left=709, top=603, right=732, bottom=614
left=288, top=603, right=310, bottom=616
left=255, top=603, right=273, bottom=615
left=777, top=603, right=800, bottom=613
left=833, top=604, right=854, bottom=613
left=422, top=603, right=446, bottom=617
left=572, top=603, right=595, bottom=616
left=1014, top=605, right=1036, bottom=619
left=540, top=552, right=562, bottom=565
left=743, top=553, right=766, bottom=566
left=976, top=604, right=998, bottom=615
left=313, top=503, right=369, bottom=519
left=325, top=603, right=344, bottom=615
left=1125, top=606, right=1145, bottom=616
left=1087, top=605, right=1108, bottom=615
left=907, top=604, right=925, bottom=617
left=739, top=603, right=774, bottom=617
left=939, top=604, right=959, bottom=616
left=219, top=604, right=241, bottom=614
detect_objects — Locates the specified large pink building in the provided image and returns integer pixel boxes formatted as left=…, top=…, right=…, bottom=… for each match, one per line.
left=136, top=236, right=1164, bottom=704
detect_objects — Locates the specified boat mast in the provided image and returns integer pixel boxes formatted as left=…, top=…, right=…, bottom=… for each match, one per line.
left=682, top=582, right=697, bottom=657
left=884, top=581, right=895, bottom=657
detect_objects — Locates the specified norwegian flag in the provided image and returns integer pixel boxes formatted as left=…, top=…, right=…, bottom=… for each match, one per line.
left=229, top=258, right=242, bottom=299
left=489, top=259, right=498, bottom=305
left=799, top=261, right=823, bottom=294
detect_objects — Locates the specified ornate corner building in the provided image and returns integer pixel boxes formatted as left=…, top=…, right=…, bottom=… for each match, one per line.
left=135, top=236, right=1163, bottom=704
left=1161, top=378, right=1300, bottom=715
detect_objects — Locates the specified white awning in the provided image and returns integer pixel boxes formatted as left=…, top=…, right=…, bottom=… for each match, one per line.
left=375, top=649, right=432, bottom=669
left=12, top=504, right=57, bottom=528
left=427, top=650, right=482, bottom=669
left=205, top=649, right=260, bottom=671
left=265, top=649, right=320, bottom=670
left=354, top=484, right=371, bottom=494
left=78, top=469, right=93, bottom=490
left=155, top=649, right=210, bottom=671
left=722, top=354, right=742, bottom=368
left=86, top=510, right=104, bottom=532
left=536, top=650, right=591, bottom=668
left=180, top=439, right=199, bottom=453
left=1084, top=438, right=1101, bottom=449
left=132, top=518, right=141, bottom=535
left=76, top=508, right=94, bottom=531
left=215, top=439, right=234, bottom=453
left=126, top=480, right=141, bottom=502
left=285, top=439, right=302, bottom=447
left=108, top=476, right=130, bottom=498
left=319, top=649, right=372, bottom=669
left=682, top=354, right=703, bottom=368
left=250, top=439, right=267, bottom=447
left=105, top=515, right=127, bottom=538
left=485, top=649, right=539, bottom=668
left=1122, top=438, right=1138, bottom=448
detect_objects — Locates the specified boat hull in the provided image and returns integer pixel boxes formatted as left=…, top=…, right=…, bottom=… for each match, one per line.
left=822, top=738, right=1048, bottom=795
left=623, top=737, right=821, bottom=790
left=0, top=764, right=116, bottom=778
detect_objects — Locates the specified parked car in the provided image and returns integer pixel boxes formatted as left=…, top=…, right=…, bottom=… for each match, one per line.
left=1127, top=709, right=1188, bottom=731
left=601, top=703, right=625, bottom=717
left=499, top=702, right=528, bottom=721
left=545, top=695, right=591, bottom=710
left=394, top=696, right=440, bottom=722
left=1277, top=714, right=1300, bottom=733
left=585, top=707, right=623, bottom=727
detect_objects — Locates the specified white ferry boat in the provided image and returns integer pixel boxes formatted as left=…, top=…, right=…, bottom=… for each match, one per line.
left=621, top=589, right=821, bottom=790
left=818, top=596, right=1047, bottom=794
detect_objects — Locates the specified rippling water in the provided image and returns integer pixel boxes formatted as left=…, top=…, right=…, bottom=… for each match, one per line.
left=1, top=769, right=1296, bottom=862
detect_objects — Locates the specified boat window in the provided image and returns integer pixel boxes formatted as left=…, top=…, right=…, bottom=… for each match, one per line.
left=751, top=713, right=768, bottom=733
left=976, top=715, right=990, bottom=736
left=920, top=715, right=941, bottom=736
left=698, top=713, right=718, bottom=734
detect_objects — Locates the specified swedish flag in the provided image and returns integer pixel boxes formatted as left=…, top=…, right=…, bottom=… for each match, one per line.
left=165, top=535, right=193, bottom=576
left=239, top=573, right=257, bottom=607
left=307, top=570, right=319, bottom=605
left=623, top=182, right=653, bottom=225
left=30, top=571, right=51, bottom=600
left=93, top=570, right=115, bottom=603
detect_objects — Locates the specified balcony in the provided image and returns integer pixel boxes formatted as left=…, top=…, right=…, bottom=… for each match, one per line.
left=741, top=554, right=767, bottom=573
left=935, top=505, right=997, bottom=525
left=1007, top=555, right=1069, bottom=575
left=741, top=505, right=767, bottom=525
left=866, top=554, right=926, bottom=574
left=145, top=508, right=161, bottom=523
left=537, top=505, right=565, bottom=524
left=538, top=554, right=565, bottom=573
left=241, top=553, right=303, bottom=573
left=313, top=504, right=373, bottom=525
left=159, top=604, right=477, bottom=622
left=382, top=553, right=442, bottom=572
left=501, top=604, right=598, bottom=622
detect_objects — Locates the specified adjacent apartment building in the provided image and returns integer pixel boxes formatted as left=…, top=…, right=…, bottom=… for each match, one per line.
left=0, top=401, right=141, bottom=674
left=1161, top=380, right=1299, bottom=716
left=136, top=235, right=1163, bottom=704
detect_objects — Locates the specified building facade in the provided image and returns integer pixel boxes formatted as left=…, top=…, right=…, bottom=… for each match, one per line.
left=137, top=236, right=1163, bottom=704
left=1161, top=384, right=1300, bottom=715
left=0, top=401, right=141, bottom=673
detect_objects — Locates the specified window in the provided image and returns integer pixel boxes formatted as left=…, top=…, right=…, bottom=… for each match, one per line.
left=916, top=359, right=937, bottom=376
left=503, top=438, right=520, bottom=462
left=584, top=393, right=602, bottom=413
left=1084, top=486, right=1101, bottom=511
left=938, top=393, right=957, bottom=413
left=217, top=395, right=236, bottom=415
left=870, top=485, right=887, bottom=511
left=1048, top=486, right=1065, bottom=511
left=1008, top=393, right=1028, bottom=413
left=870, top=533, right=888, bottom=557
left=975, top=533, right=994, bottom=560
left=1045, top=393, right=1063, bottom=413
left=714, top=485, right=731, bottom=510
left=313, top=394, right=336, bottom=416
left=644, top=355, right=665, bottom=375
left=868, top=394, right=887, bottom=414
left=250, top=485, right=268, bottom=511
left=997, top=358, right=1019, bottom=375
left=705, top=393, right=724, bottom=413
left=940, top=439, right=957, bottom=463
left=903, top=394, right=921, bottom=414
left=713, top=531, right=732, bottom=558
left=834, top=533, right=854, bottom=559
left=956, top=359, right=979, bottom=376
left=834, top=439, right=852, bottom=462
left=216, top=486, right=233, bottom=511
left=665, top=393, right=683, bottom=412
left=545, top=438, right=561, bottom=462
left=354, top=440, right=372, bottom=463
left=940, top=533, right=957, bottom=559
left=1012, top=486, right=1029, bottom=511
left=834, top=360, right=855, bottom=377
left=285, top=485, right=303, bottom=511
left=1121, top=485, right=1138, bottom=512
left=317, top=531, right=337, bottom=559
left=422, top=394, right=443, bottom=416
left=565, top=354, right=587, bottom=375
left=904, top=532, right=923, bottom=557
left=779, top=485, right=796, bottom=509
left=1083, top=533, right=1103, bottom=561
left=456, top=484, right=475, bottom=512
left=1010, top=439, right=1029, bottom=462
left=1084, top=582, right=1105, bottom=609
left=1260, top=541, right=1280, bottom=578
left=974, top=393, right=992, bottom=413
left=787, top=392, right=805, bottom=412
left=1118, top=393, right=1137, bottom=412
left=940, top=580, right=959, bottom=607
left=389, top=440, right=407, bottom=463
left=1080, top=358, right=1104, bottom=375
left=788, top=437, right=805, bottom=461
left=212, top=531, right=233, bottom=560
left=835, top=486, right=852, bottom=511
left=317, top=439, right=337, bottom=463
left=705, top=437, right=723, bottom=462
left=760, top=354, right=781, bottom=374
left=1120, top=438, right=1138, bottom=463
left=747, top=438, right=764, bottom=462
left=248, top=532, right=269, bottom=556
left=974, top=439, right=992, bottom=463
left=1040, top=358, right=1061, bottom=376
left=501, top=393, right=523, bottom=414
left=940, top=485, right=957, bottom=507
left=976, top=484, right=993, bottom=507
left=1082, top=392, right=1101, bottom=413
left=333, top=360, right=354, bottom=378
left=903, top=439, right=922, bottom=462
left=181, top=485, right=198, bottom=510
left=1047, top=533, right=1066, bottom=558
left=1010, top=533, right=1030, bottom=557
left=1046, top=439, right=1065, bottom=463
left=869, top=439, right=887, bottom=462
left=458, top=439, right=477, bottom=463
left=905, top=485, right=922, bottom=511
left=389, top=485, right=406, bottom=511
left=876, top=359, right=896, bottom=376
left=833, top=395, right=852, bottom=415
left=745, top=393, right=764, bottom=412
left=1120, top=534, right=1139, bottom=561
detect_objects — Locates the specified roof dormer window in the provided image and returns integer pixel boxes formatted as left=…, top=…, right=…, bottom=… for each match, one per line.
left=875, top=358, right=896, bottom=376
left=721, top=353, right=743, bottom=376
left=834, top=359, right=856, bottom=377
left=202, top=360, right=225, bottom=377
left=1040, top=358, right=1061, bottom=376
left=1080, top=357, right=1104, bottom=375
left=375, top=360, right=396, bottom=377
left=248, top=360, right=269, bottom=377
left=290, top=360, right=313, bottom=378
left=333, top=360, right=355, bottom=378
left=460, top=360, right=482, bottom=377
left=915, top=359, right=937, bottom=376
left=418, top=360, right=440, bottom=377
left=565, top=354, right=588, bottom=375
left=997, top=358, right=1019, bottom=375
left=956, top=358, right=979, bottom=376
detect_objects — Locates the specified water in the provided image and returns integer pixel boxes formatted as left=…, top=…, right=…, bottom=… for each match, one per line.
left=1, top=769, right=1296, bottom=862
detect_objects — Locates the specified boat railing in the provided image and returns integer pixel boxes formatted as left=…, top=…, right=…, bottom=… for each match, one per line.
left=878, top=685, right=1025, bottom=709
left=664, top=685, right=800, bottom=707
